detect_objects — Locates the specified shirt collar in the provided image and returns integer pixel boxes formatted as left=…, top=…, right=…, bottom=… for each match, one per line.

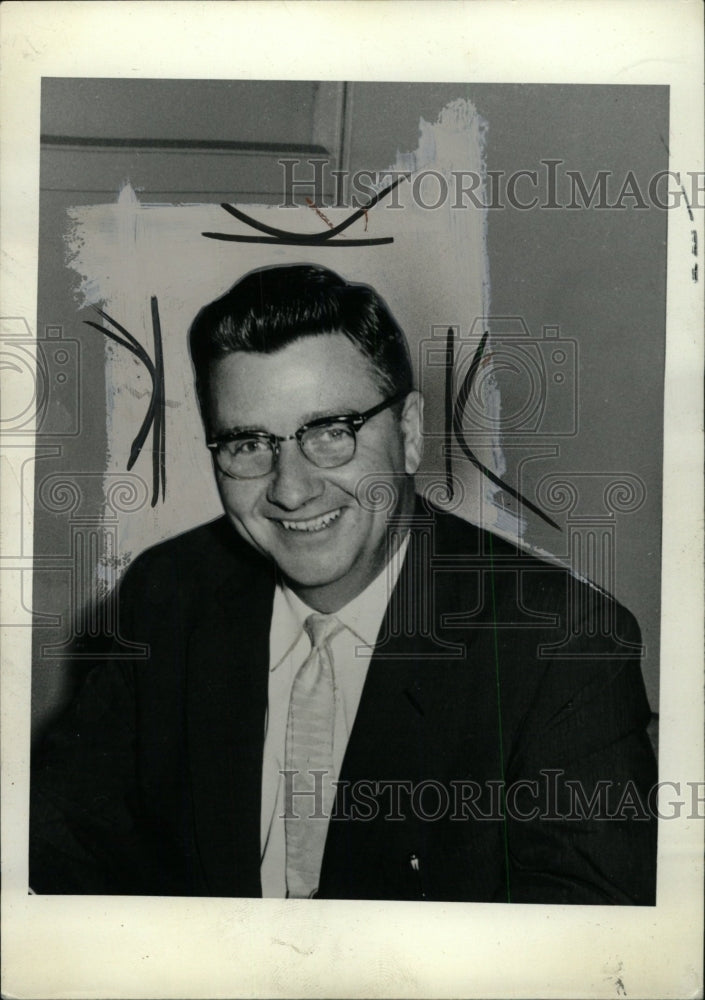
left=270, top=532, right=410, bottom=670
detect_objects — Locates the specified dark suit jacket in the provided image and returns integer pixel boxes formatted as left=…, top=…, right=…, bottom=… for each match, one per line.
left=30, top=500, right=657, bottom=903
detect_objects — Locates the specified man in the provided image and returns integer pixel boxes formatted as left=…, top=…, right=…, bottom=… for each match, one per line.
left=30, top=264, right=657, bottom=903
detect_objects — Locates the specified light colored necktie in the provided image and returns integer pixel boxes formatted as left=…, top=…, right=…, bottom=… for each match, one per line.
left=285, top=612, right=344, bottom=899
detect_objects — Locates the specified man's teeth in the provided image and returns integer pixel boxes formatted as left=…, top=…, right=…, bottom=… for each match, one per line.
left=280, top=509, right=342, bottom=533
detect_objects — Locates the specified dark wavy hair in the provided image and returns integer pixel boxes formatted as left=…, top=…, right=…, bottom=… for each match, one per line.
left=188, top=264, right=414, bottom=408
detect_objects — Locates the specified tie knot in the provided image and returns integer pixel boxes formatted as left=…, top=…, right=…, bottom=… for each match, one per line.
left=304, top=612, right=343, bottom=649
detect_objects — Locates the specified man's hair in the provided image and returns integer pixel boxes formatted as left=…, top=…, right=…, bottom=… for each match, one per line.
left=188, top=264, right=414, bottom=408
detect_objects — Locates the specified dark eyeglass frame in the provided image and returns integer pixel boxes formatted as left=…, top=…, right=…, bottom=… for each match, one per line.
left=207, top=391, right=408, bottom=479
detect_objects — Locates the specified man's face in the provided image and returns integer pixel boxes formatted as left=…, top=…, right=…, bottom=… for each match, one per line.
left=207, top=333, right=422, bottom=611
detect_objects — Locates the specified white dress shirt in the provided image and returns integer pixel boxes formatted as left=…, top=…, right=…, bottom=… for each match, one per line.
left=260, top=534, right=410, bottom=897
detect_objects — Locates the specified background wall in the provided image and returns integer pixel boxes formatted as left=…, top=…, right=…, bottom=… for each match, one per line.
left=31, top=79, right=667, bottom=738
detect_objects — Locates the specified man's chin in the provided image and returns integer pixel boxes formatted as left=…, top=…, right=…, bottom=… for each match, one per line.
left=275, top=557, right=351, bottom=592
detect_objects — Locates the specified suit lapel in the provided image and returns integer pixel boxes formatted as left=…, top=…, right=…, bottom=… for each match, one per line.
left=183, top=503, right=490, bottom=898
left=321, top=510, right=487, bottom=897
left=346, top=504, right=485, bottom=754
left=186, top=563, right=274, bottom=896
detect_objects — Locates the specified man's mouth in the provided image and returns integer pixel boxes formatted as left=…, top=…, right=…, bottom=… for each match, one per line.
left=278, top=508, right=343, bottom=533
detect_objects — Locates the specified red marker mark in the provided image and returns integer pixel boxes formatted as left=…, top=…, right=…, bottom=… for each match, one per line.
left=305, top=197, right=334, bottom=230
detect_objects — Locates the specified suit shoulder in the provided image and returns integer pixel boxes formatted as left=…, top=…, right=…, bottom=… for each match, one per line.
left=428, top=504, right=638, bottom=633
left=429, top=504, right=541, bottom=562
left=119, top=516, right=267, bottom=608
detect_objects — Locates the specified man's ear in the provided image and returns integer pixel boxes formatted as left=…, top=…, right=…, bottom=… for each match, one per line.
left=400, top=390, right=424, bottom=474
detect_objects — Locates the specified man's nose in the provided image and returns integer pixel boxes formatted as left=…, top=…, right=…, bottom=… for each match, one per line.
left=266, top=439, right=323, bottom=510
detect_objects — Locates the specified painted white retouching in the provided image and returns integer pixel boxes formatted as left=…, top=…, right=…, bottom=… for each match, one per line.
left=65, top=99, right=513, bottom=576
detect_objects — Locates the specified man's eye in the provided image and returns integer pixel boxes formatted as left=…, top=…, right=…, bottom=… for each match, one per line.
left=314, top=423, right=352, bottom=442
left=229, top=437, right=270, bottom=456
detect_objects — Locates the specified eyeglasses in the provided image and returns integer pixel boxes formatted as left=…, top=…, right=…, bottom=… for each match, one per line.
left=207, top=392, right=408, bottom=479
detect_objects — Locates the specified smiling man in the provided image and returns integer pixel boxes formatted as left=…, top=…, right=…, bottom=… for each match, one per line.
left=31, top=264, right=658, bottom=903
left=203, top=330, right=421, bottom=612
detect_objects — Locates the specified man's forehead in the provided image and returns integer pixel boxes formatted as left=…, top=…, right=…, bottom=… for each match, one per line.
left=209, top=332, right=378, bottom=383
left=206, top=333, right=384, bottom=425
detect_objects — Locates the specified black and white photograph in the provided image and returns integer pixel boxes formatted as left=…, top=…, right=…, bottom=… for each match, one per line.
left=2, top=3, right=703, bottom=998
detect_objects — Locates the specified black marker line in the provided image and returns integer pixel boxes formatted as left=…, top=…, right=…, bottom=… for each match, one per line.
left=680, top=185, right=694, bottom=222
left=201, top=233, right=394, bottom=247
left=444, top=327, right=455, bottom=502
left=451, top=331, right=561, bottom=532
left=84, top=308, right=164, bottom=504
left=218, top=175, right=407, bottom=244
left=95, top=308, right=156, bottom=374
left=657, top=133, right=671, bottom=158
left=84, top=319, right=154, bottom=377
left=84, top=317, right=157, bottom=470
left=42, top=135, right=330, bottom=156
left=150, top=296, right=166, bottom=505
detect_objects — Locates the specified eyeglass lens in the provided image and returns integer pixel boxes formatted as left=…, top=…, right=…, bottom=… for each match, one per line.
left=217, top=420, right=356, bottom=478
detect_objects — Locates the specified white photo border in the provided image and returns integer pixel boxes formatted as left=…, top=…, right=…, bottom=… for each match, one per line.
left=1, top=2, right=703, bottom=997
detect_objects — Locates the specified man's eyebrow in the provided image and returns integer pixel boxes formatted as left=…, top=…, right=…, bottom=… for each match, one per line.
left=299, top=406, right=358, bottom=424
left=217, top=407, right=361, bottom=437
left=213, top=423, right=271, bottom=438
